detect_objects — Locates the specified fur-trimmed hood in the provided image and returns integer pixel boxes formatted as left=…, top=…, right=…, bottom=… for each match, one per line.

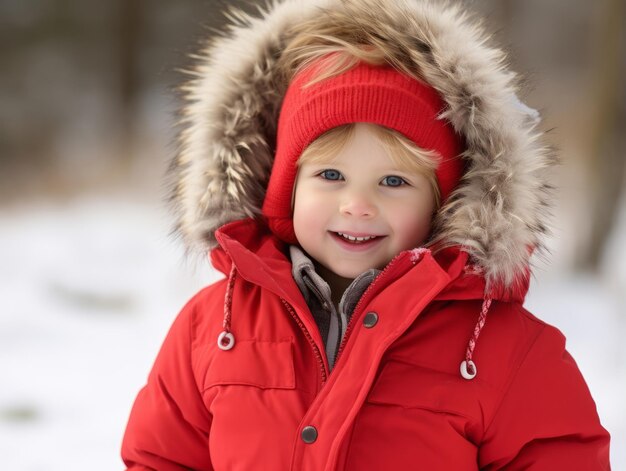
left=169, top=0, right=555, bottom=291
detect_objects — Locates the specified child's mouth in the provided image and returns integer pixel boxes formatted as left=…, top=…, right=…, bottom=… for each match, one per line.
left=330, top=231, right=385, bottom=250
left=335, top=232, right=378, bottom=243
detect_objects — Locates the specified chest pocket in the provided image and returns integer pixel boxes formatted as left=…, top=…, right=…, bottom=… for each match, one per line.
left=345, top=359, right=483, bottom=470
left=367, top=358, right=483, bottom=424
left=203, top=339, right=296, bottom=390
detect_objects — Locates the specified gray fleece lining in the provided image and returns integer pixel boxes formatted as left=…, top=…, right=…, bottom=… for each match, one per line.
left=290, top=245, right=379, bottom=370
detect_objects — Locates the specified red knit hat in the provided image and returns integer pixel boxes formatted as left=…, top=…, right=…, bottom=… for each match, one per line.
left=262, top=57, right=464, bottom=244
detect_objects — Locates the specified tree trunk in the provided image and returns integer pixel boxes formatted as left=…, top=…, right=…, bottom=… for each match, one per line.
left=576, top=0, right=625, bottom=271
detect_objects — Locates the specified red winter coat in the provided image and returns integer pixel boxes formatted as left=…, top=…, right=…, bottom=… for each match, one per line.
left=122, top=219, right=610, bottom=470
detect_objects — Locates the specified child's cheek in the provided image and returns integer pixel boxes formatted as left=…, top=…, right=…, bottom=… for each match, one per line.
left=393, top=202, right=433, bottom=249
left=293, top=185, right=328, bottom=241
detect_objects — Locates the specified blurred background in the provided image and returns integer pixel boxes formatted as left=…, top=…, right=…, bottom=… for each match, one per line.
left=0, top=0, right=624, bottom=469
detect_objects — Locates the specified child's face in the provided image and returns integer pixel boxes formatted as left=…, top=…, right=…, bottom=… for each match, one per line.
left=293, top=123, right=436, bottom=281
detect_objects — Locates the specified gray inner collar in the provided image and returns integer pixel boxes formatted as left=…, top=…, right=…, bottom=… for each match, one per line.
left=290, top=245, right=380, bottom=370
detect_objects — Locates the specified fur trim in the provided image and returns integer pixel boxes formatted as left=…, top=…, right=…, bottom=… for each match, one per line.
left=169, top=0, right=555, bottom=290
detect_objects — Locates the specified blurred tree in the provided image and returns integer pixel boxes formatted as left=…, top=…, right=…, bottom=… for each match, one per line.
left=117, top=0, right=143, bottom=165
left=577, top=0, right=625, bottom=272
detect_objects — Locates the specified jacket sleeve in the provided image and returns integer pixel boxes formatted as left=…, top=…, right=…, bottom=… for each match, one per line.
left=121, top=290, right=214, bottom=471
left=478, top=324, right=611, bottom=470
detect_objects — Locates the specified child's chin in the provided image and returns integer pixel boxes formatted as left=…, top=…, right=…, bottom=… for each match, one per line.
left=331, top=264, right=376, bottom=279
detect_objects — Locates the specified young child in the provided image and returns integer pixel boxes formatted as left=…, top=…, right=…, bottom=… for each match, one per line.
left=122, top=0, right=611, bottom=469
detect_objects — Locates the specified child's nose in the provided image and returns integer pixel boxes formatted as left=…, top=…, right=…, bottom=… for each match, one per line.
left=339, top=191, right=377, bottom=218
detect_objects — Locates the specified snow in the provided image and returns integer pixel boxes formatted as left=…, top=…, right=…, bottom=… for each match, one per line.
left=0, top=193, right=624, bottom=470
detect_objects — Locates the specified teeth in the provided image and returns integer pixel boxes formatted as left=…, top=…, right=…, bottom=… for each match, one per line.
left=337, top=232, right=376, bottom=242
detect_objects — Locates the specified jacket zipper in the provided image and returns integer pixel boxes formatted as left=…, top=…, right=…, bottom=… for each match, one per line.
left=280, top=298, right=328, bottom=385
left=332, top=252, right=411, bottom=367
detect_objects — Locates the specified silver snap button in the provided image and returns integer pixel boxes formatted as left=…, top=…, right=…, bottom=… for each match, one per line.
left=363, top=312, right=379, bottom=328
left=301, top=425, right=318, bottom=443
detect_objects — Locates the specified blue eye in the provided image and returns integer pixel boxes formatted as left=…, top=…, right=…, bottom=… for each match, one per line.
left=319, top=169, right=343, bottom=181
left=381, top=176, right=406, bottom=187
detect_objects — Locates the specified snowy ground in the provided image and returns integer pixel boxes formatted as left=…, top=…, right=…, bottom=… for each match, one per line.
left=0, top=193, right=624, bottom=470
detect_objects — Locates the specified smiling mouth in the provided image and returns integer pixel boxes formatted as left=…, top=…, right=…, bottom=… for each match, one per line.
left=334, top=232, right=382, bottom=244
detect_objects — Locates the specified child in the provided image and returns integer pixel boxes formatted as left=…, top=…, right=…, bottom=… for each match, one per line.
left=122, top=0, right=611, bottom=469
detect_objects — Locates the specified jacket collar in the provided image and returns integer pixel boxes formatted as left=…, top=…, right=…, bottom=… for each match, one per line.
left=210, top=219, right=528, bottom=305
left=212, top=219, right=301, bottom=303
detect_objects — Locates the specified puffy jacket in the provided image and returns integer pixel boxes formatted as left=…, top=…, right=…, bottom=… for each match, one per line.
left=122, top=219, right=609, bottom=470
left=122, top=0, right=610, bottom=469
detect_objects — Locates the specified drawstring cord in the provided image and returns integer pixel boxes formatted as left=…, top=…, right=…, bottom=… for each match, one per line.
left=412, top=248, right=492, bottom=380
left=217, top=264, right=237, bottom=351
left=459, top=263, right=492, bottom=380
left=460, top=296, right=492, bottom=380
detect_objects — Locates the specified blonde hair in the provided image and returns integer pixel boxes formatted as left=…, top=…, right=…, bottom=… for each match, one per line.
left=297, top=123, right=441, bottom=208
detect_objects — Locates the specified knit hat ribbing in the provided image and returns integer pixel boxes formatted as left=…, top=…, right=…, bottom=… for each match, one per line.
left=262, top=59, right=464, bottom=244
